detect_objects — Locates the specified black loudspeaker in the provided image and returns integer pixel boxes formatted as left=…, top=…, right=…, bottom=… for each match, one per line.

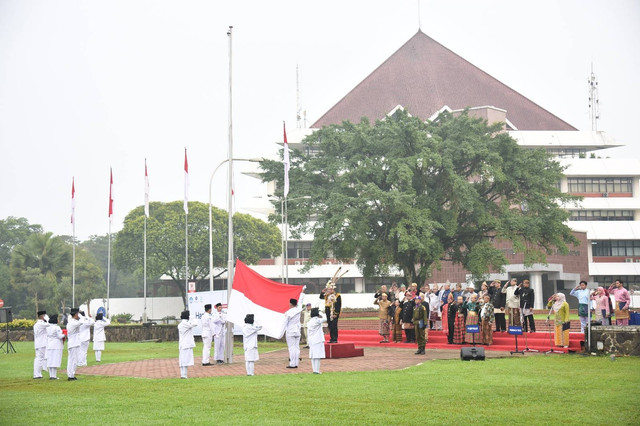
left=460, top=346, right=485, bottom=361
left=0, top=308, right=13, bottom=323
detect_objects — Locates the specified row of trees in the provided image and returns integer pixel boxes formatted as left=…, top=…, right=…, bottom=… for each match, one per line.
left=0, top=202, right=282, bottom=318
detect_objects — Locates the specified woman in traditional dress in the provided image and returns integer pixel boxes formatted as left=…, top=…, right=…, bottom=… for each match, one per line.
left=547, top=293, right=570, bottom=348
left=46, top=315, right=65, bottom=380
left=591, top=287, right=610, bottom=326
left=374, top=292, right=392, bottom=343
left=307, top=308, right=327, bottom=374
left=452, top=296, right=467, bottom=344
left=391, top=300, right=403, bottom=343
left=477, top=282, right=489, bottom=306
left=464, top=294, right=480, bottom=344
left=442, top=293, right=453, bottom=343
left=479, top=294, right=494, bottom=345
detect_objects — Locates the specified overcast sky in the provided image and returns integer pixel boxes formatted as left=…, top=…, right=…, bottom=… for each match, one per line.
left=1, top=0, right=639, bottom=241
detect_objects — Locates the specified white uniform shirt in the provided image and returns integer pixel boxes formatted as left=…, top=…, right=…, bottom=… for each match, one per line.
left=284, top=306, right=302, bottom=337
left=33, top=319, right=49, bottom=349
left=46, top=325, right=65, bottom=350
left=79, top=315, right=95, bottom=342
left=178, top=319, right=197, bottom=350
left=93, top=318, right=111, bottom=343
left=67, top=316, right=87, bottom=348
left=428, top=293, right=440, bottom=313
left=242, top=323, right=262, bottom=361
left=212, top=311, right=226, bottom=337
left=307, top=315, right=327, bottom=346
left=201, top=312, right=214, bottom=338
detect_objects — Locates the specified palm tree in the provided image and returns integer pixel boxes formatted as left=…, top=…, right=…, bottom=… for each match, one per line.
left=10, top=232, right=71, bottom=313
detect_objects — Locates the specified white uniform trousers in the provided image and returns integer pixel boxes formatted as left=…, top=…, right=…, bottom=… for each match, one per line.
left=33, top=347, right=46, bottom=378
left=214, top=335, right=225, bottom=361
left=78, top=340, right=90, bottom=366
left=286, top=334, right=300, bottom=367
left=245, top=361, right=255, bottom=376
left=67, top=347, right=80, bottom=378
left=202, top=335, right=212, bottom=364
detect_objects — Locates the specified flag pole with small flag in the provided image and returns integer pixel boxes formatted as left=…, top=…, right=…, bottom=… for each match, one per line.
left=71, top=177, right=76, bottom=307
left=107, top=168, right=113, bottom=315
left=143, top=159, right=149, bottom=322
left=184, top=148, right=189, bottom=306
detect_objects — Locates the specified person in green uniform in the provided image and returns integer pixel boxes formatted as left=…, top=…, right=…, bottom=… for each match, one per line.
left=412, top=296, right=429, bottom=355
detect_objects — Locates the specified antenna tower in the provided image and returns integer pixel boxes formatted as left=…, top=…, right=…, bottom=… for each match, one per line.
left=588, top=64, right=600, bottom=131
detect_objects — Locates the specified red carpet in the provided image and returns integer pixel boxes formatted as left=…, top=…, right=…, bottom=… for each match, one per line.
left=326, top=330, right=584, bottom=353
left=324, top=342, right=364, bottom=358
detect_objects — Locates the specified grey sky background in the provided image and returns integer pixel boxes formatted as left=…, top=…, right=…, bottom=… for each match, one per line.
left=1, top=0, right=639, bottom=241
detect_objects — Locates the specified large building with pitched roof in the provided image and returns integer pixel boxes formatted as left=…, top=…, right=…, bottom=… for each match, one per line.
left=251, top=31, right=639, bottom=309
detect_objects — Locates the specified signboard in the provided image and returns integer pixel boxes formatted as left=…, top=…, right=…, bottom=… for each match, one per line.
left=0, top=299, right=4, bottom=308
left=465, top=324, right=480, bottom=334
left=508, top=326, right=523, bottom=335
left=188, top=281, right=196, bottom=293
left=186, top=291, right=242, bottom=336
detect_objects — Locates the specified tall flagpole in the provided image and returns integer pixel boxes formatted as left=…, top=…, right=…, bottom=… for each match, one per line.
left=144, top=159, right=149, bottom=322
left=107, top=168, right=113, bottom=316
left=225, top=25, right=234, bottom=364
left=71, top=177, right=76, bottom=308
left=184, top=148, right=189, bottom=307
left=283, top=122, right=290, bottom=284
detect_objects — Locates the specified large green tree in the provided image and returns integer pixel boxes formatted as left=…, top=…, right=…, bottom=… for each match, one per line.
left=259, top=110, right=578, bottom=284
left=0, top=217, right=43, bottom=311
left=114, top=201, right=281, bottom=306
left=81, top=235, right=138, bottom=298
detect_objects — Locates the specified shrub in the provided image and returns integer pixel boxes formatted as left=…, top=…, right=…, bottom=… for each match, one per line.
left=111, top=313, right=134, bottom=324
left=7, top=319, right=36, bottom=329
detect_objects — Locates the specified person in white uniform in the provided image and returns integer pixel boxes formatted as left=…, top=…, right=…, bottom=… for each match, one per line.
left=92, top=313, right=111, bottom=362
left=46, top=314, right=65, bottom=379
left=283, top=298, right=303, bottom=369
left=77, top=311, right=95, bottom=367
left=33, top=310, right=49, bottom=379
left=302, top=303, right=312, bottom=348
left=200, top=304, right=214, bottom=366
left=66, top=308, right=88, bottom=381
left=242, top=314, right=262, bottom=376
left=178, top=310, right=198, bottom=379
left=307, top=308, right=327, bottom=374
left=212, top=303, right=226, bottom=364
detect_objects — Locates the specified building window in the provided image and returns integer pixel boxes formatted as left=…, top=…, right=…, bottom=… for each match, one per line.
left=287, top=241, right=312, bottom=259
left=592, top=240, right=640, bottom=257
left=570, top=210, right=634, bottom=221
left=567, top=177, right=633, bottom=194
left=546, top=148, right=586, bottom=158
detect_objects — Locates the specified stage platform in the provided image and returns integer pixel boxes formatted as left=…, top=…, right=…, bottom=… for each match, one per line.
left=326, top=330, right=584, bottom=353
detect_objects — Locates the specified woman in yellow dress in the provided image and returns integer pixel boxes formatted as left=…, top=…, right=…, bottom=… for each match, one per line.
left=547, top=293, right=570, bottom=348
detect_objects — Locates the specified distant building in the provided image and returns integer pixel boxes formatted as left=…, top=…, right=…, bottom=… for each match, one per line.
left=249, top=31, right=639, bottom=309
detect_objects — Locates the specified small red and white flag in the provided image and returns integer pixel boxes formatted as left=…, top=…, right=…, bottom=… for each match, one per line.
left=283, top=121, right=290, bottom=198
left=108, top=168, right=114, bottom=224
left=71, top=177, right=76, bottom=225
left=144, top=159, right=150, bottom=217
left=183, top=148, right=189, bottom=214
left=227, top=260, right=304, bottom=338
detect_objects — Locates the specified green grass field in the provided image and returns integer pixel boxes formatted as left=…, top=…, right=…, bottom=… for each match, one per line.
left=1, top=341, right=639, bottom=425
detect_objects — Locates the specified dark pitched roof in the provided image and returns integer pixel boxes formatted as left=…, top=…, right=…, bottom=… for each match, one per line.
left=312, top=31, right=576, bottom=131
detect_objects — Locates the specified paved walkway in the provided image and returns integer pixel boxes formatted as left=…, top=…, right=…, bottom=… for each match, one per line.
left=76, top=347, right=514, bottom=379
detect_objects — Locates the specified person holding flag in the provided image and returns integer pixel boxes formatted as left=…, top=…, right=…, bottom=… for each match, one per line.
left=212, top=303, right=226, bottom=364
left=282, top=297, right=303, bottom=369
left=242, top=314, right=262, bottom=376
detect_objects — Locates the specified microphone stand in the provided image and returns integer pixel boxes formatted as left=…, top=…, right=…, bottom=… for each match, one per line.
left=545, top=304, right=563, bottom=354
left=521, top=302, right=538, bottom=353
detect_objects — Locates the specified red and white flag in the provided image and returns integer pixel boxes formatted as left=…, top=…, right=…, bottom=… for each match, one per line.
left=108, top=168, right=114, bottom=224
left=227, top=260, right=304, bottom=338
left=71, top=177, right=76, bottom=225
left=144, top=159, right=150, bottom=217
left=183, top=148, right=189, bottom=214
left=283, top=121, right=290, bottom=197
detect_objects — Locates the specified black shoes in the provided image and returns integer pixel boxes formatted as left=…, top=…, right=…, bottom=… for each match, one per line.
left=414, top=349, right=425, bottom=355
left=202, top=363, right=212, bottom=366
left=67, top=377, right=77, bottom=381
left=216, top=360, right=224, bottom=364
left=286, top=366, right=298, bottom=369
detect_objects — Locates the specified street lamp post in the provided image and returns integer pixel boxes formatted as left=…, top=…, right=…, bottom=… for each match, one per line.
left=208, top=158, right=262, bottom=292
